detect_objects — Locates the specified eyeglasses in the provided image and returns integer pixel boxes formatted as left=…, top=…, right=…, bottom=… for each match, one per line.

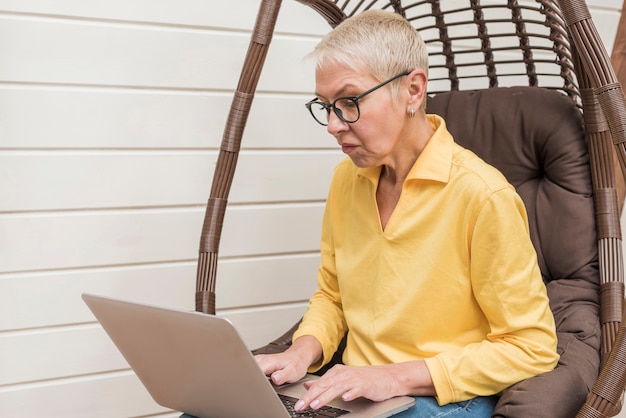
left=305, top=71, right=411, bottom=126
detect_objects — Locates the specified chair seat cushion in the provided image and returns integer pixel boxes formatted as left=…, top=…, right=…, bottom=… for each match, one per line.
left=428, top=87, right=601, bottom=417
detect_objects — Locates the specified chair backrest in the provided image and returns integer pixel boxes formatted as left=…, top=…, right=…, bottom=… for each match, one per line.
left=196, top=1, right=626, bottom=417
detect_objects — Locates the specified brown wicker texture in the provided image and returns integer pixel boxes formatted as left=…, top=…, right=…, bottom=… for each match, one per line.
left=195, top=1, right=626, bottom=416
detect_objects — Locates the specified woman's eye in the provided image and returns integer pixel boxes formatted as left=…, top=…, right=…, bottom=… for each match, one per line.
left=338, top=98, right=358, bottom=108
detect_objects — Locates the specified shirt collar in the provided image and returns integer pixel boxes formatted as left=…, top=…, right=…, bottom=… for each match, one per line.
left=357, top=114, right=453, bottom=184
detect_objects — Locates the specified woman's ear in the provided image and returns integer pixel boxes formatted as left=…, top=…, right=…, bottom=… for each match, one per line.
left=406, top=68, right=428, bottom=112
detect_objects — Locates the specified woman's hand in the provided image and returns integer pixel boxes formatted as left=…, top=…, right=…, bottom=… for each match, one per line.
left=294, top=361, right=435, bottom=412
left=255, top=335, right=323, bottom=386
left=255, top=350, right=309, bottom=386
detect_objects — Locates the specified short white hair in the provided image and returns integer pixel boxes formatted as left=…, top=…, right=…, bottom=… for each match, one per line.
left=309, top=9, right=428, bottom=101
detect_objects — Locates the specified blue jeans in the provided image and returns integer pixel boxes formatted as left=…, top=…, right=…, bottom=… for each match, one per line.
left=393, top=395, right=498, bottom=417
left=180, top=395, right=498, bottom=418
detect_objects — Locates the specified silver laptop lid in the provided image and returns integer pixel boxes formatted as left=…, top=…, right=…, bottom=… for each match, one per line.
left=82, top=293, right=290, bottom=418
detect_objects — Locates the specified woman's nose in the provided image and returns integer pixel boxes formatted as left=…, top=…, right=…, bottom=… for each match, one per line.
left=326, top=109, right=348, bottom=137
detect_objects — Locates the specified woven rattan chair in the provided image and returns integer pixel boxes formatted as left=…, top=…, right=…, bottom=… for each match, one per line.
left=194, top=1, right=626, bottom=416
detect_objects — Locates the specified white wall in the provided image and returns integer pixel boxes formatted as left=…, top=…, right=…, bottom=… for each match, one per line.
left=0, top=1, right=622, bottom=417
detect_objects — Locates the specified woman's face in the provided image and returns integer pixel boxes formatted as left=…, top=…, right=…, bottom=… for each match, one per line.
left=314, top=62, right=409, bottom=168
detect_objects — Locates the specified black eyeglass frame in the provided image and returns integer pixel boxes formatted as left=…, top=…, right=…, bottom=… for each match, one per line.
left=305, top=70, right=412, bottom=126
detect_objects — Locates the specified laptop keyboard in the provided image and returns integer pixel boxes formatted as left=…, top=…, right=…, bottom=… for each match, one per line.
left=279, top=394, right=350, bottom=418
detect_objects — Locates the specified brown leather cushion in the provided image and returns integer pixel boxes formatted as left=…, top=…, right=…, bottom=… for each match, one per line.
left=428, top=87, right=601, bottom=417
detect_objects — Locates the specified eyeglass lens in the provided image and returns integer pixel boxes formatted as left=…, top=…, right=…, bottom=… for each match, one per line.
left=309, top=98, right=359, bottom=125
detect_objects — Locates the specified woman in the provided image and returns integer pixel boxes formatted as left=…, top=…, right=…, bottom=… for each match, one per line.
left=256, top=9, right=559, bottom=417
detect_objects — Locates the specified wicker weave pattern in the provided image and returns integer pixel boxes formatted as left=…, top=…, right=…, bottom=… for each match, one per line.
left=299, top=0, right=579, bottom=98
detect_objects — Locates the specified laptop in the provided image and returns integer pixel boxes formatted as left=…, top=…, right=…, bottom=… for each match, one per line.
left=82, top=293, right=415, bottom=418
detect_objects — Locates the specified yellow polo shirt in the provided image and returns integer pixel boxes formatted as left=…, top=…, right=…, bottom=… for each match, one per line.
left=294, top=114, right=559, bottom=405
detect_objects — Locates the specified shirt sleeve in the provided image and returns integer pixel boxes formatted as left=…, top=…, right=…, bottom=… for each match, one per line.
left=424, top=187, right=559, bottom=404
left=293, top=187, right=348, bottom=371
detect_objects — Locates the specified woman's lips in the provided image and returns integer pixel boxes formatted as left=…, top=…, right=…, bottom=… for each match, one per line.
left=341, top=144, right=358, bottom=154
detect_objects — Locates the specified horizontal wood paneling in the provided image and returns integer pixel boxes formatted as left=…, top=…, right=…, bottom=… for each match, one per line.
left=0, top=371, right=170, bottom=418
left=0, top=0, right=331, bottom=35
left=0, top=88, right=330, bottom=149
left=0, top=87, right=231, bottom=149
left=0, top=16, right=318, bottom=92
left=0, top=254, right=319, bottom=331
left=0, top=0, right=260, bottom=28
left=0, top=324, right=128, bottom=386
left=0, top=151, right=343, bottom=211
left=1, top=304, right=306, bottom=386
left=0, top=264, right=195, bottom=331
left=0, top=203, right=325, bottom=273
